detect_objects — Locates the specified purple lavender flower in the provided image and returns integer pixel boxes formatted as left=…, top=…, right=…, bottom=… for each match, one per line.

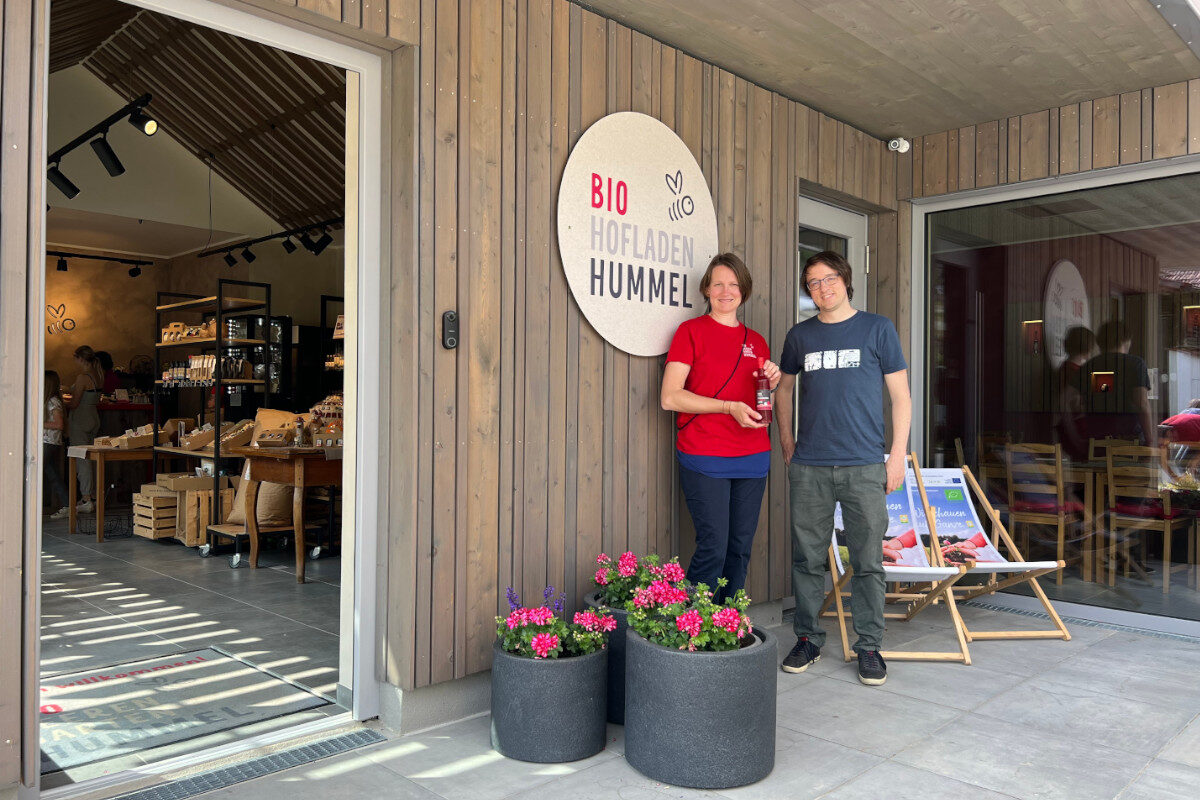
left=506, top=586, right=520, bottom=612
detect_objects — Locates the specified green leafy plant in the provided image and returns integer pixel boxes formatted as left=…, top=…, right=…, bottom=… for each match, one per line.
left=495, top=586, right=617, bottom=659
left=626, top=578, right=754, bottom=652
left=592, top=551, right=687, bottom=605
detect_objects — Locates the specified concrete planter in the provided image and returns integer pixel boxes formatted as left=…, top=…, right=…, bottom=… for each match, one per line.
left=584, top=591, right=629, bottom=724
left=624, top=626, right=777, bottom=788
left=490, top=641, right=607, bottom=763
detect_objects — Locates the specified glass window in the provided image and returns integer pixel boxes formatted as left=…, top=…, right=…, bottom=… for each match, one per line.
left=926, top=172, right=1200, bottom=621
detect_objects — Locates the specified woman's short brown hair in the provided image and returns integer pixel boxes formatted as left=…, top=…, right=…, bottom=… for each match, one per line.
left=803, top=250, right=854, bottom=300
left=699, top=252, right=753, bottom=311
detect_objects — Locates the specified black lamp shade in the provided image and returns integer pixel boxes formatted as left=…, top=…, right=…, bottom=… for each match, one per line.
left=281, top=237, right=297, bottom=254
left=47, top=165, right=80, bottom=199
left=223, top=252, right=237, bottom=267
left=128, top=265, right=142, bottom=278
left=128, top=109, right=157, bottom=136
left=298, top=232, right=317, bottom=253
left=56, top=257, right=68, bottom=272
left=312, top=231, right=334, bottom=256
left=90, top=135, right=125, bottom=177
left=240, top=247, right=256, bottom=263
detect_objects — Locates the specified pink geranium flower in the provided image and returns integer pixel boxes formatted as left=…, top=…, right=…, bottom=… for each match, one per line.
left=594, top=568, right=609, bottom=586
left=676, top=610, right=703, bottom=638
left=530, top=632, right=559, bottom=658
left=617, top=551, right=638, bottom=577
left=712, top=607, right=742, bottom=634
left=660, top=562, right=686, bottom=583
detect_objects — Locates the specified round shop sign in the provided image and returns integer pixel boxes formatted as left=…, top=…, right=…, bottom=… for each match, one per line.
left=557, top=112, right=719, bottom=356
left=1043, top=259, right=1090, bottom=370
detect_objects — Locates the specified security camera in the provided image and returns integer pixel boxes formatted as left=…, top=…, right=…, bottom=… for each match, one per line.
left=887, top=137, right=911, bottom=154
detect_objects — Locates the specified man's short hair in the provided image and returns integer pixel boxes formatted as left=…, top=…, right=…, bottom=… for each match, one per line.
left=1063, top=326, right=1095, bottom=359
left=1097, top=320, right=1131, bottom=351
left=802, top=251, right=853, bottom=300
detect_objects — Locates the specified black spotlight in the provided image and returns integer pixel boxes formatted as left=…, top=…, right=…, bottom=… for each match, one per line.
left=56, top=257, right=68, bottom=272
left=311, top=230, right=334, bottom=256
left=47, top=164, right=80, bottom=199
left=240, top=246, right=256, bottom=263
left=281, top=237, right=297, bottom=254
left=128, top=108, right=157, bottom=136
left=223, top=252, right=237, bottom=267
left=298, top=232, right=317, bottom=253
left=89, top=134, right=125, bottom=177
left=128, top=265, right=142, bottom=278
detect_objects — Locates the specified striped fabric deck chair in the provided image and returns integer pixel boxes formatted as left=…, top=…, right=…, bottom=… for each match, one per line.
left=823, top=453, right=971, bottom=664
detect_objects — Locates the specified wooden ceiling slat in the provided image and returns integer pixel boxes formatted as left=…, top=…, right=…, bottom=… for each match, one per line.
left=65, top=0, right=345, bottom=229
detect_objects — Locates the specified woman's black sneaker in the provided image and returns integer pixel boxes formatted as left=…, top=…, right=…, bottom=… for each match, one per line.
left=857, top=649, right=887, bottom=685
left=781, top=638, right=821, bottom=673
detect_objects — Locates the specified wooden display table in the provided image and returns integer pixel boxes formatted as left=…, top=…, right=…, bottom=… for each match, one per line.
left=66, top=446, right=156, bottom=541
left=227, top=446, right=343, bottom=583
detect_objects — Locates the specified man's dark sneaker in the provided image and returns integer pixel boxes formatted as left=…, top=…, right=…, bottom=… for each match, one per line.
left=781, top=638, right=821, bottom=673
left=857, top=649, right=887, bottom=685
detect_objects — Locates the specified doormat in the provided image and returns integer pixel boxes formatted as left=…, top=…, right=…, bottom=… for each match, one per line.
left=39, top=648, right=329, bottom=774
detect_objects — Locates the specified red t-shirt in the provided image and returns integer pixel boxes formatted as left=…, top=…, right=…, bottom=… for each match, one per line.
left=1162, top=412, right=1200, bottom=443
left=666, top=315, right=770, bottom=457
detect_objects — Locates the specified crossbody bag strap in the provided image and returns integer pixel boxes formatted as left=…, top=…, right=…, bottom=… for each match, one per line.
left=677, top=324, right=748, bottom=432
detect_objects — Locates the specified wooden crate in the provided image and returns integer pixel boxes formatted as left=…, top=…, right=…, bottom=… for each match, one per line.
left=176, top=488, right=234, bottom=547
left=133, top=492, right=178, bottom=539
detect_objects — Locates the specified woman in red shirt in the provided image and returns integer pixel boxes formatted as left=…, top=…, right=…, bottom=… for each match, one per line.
left=661, top=252, right=780, bottom=601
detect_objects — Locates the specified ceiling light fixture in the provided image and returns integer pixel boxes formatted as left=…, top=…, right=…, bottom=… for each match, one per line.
left=46, top=94, right=154, bottom=199
left=311, top=230, right=334, bottom=256
left=56, top=257, right=68, bottom=272
left=281, top=237, right=297, bottom=254
left=127, top=107, right=158, bottom=136
left=128, top=265, right=142, bottom=278
left=47, top=164, right=80, bottom=199
left=223, top=252, right=238, bottom=267
left=298, top=232, right=317, bottom=253
left=89, top=134, right=125, bottom=177
left=240, top=247, right=256, bottom=263
left=46, top=250, right=151, bottom=274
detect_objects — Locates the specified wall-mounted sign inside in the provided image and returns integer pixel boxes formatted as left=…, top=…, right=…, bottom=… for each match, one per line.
left=46, top=304, right=76, bottom=335
left=1043, top=259, right=1089, bottom=370
left=557, top=112, right=719, bottom=356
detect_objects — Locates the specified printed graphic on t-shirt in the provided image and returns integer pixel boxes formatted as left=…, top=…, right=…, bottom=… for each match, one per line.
left=805, top=349, right=861, bottom=371
left=742, top=344, right=757, bottom=359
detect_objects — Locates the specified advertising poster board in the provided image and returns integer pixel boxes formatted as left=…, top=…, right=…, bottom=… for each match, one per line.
left=908, top=469, right=1006, bottom=564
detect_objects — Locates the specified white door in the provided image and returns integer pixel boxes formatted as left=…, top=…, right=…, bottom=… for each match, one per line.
left=796, top=196, right=869, bottom=322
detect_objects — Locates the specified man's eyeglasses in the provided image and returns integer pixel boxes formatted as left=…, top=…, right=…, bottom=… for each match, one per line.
left=806, top=274, right=841, bottom=292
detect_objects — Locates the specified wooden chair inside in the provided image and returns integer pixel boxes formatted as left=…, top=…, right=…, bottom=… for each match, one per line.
left=1005, top=443, right=1086, bottom=585
left=1105, top=445, right=1197, bottom=595
left=954, top=437, right=966, bottom=468
left=977, top=432, right=1012, bottom=502
left=1088, top=437, right=1138, bottom=463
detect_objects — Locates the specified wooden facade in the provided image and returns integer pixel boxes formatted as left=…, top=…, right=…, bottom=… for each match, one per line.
left=897, top=79, right=1200, bottom=200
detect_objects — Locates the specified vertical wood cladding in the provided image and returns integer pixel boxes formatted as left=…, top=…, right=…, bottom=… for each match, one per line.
left=262, top=0, right=900, bottom=689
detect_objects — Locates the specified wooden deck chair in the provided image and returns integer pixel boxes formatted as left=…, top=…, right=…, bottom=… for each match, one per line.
left=822, top=453, right=971, bottom=665
left=926, top=466, right=1072, bottom=643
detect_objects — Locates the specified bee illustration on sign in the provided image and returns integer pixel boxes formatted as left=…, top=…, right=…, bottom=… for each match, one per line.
left=665, top=169, right=694, bottom=221
left=46, top=304, right=76, bottom=335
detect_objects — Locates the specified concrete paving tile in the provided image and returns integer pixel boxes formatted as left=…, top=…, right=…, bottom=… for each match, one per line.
left=1157, top=714, right=1200, bottom=768
left=712, top=726, right=880, bottom=800
left=775, top=675, right=963, bottom=757
left=1036, top=640, right=1200, bottom=713
left=1117, top=758, right=1200, bottom=800
left=363, top=715, right=619, bottom=800
left=819, top=761, right=1019, bottom=800
left=973, top=676, right=1195, bottom=757
left=823, top=656, right=1025, bottom=711
left=507, top=755, right=723, bottom=799
left=203, top=753, right=442, bottom=800
left=894, top=714, right=1150, bottom=800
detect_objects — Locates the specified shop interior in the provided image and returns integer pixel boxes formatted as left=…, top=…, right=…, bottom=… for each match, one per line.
left=928, top=171, right=1200, bottom=624
left=39, top=0, right=351, bottom=785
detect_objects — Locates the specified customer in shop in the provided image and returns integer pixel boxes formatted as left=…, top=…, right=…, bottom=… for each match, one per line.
left=1054, top=325, right=1097, bottom=461
left=661, top=252, right=780, bottom=603
left=65, top=345, right=103, bottom=513
left=776, top=250, right=910, bottom=687
left=44, top=371, right=71, bottom=520
left=95, top=350, right=120, bottom=394
left=1080, top=320, right=1154, bottom=447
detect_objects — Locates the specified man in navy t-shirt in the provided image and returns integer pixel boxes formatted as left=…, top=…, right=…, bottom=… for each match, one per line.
left=775, top=251, right=911, bottom=686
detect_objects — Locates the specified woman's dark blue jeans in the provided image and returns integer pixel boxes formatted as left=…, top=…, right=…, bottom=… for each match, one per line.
left=679, top=464, right=768, bottom=602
